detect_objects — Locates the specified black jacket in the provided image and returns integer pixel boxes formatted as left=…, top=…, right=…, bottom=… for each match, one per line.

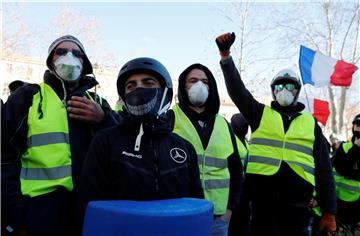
left=168, top=63, right=243, bottom=213
left=78, top=114, right=204, bottom=228
left=1, top=71, right=118, bottom=235
left=333, top=141, right=360, bottom=181
left=231, top=113, right=249, bottom=147
left=220, top=56, right=336, bottom=215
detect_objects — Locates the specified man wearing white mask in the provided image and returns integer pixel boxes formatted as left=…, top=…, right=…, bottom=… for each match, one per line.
left=2, top=35, right=117, bottom=236
left=216, top=32, right=336, bottom=236
left=168, top=63, right=243, bottom=236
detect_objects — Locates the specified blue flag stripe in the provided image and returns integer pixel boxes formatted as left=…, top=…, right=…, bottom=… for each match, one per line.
left=299, top=45, right=315, bottom=85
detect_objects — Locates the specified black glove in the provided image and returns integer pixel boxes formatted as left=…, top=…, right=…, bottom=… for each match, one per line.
left=215, top=32, right=236, bottom=56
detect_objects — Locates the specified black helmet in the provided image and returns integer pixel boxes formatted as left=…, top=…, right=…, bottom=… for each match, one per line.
left=270, top=68, right=302, bottom=103
left=352, top=113, right=360, bottom=125
left=116, top=57, right=173, bottom=102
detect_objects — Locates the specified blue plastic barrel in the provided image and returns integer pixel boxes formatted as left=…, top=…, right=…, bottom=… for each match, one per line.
left=82, top=198, right=213, bottom=236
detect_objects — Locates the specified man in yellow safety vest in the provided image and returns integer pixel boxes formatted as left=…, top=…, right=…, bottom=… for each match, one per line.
left=332, top=114, right=360, bottom=228
left=2, top=35, right=118, bottom=236
left=168, top=63, right=244, bottom=236
left=216, top=32, right=337, bottom=236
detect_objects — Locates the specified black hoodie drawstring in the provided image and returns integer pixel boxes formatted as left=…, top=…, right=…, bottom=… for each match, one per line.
left=37, top=85, right=44, bottom=119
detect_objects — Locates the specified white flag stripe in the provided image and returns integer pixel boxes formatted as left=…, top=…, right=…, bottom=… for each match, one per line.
left=311, top=53, right=337, bottom=87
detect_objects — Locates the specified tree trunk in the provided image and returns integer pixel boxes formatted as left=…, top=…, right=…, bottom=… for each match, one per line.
left=327, top=86, right=337, bottom=134
left=338, top=87, right=347, bottom=135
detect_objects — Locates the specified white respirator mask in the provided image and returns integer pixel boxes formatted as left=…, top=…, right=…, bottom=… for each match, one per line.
left=188, top=81, right=209, bottom=107
left=54, top=52, right=83, bottom=82
left=275, top=89, right=295, bottom=106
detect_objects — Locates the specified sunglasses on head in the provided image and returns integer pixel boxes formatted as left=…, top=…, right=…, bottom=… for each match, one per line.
left=54, top=48, right=84, bottom=58
left=274, top=83, right=296, bottom=92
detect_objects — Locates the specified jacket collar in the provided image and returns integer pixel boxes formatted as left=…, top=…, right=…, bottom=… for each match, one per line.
left=43, top=70, right=99, bottom=97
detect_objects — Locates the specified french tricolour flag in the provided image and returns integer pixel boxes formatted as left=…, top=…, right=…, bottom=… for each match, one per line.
left=299, top=97, right=330, bottom=126
left=299, top=45, right=358, bottom=87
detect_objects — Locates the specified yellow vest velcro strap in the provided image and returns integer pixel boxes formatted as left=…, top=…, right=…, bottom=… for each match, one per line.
left=204, top=179, right=230, bottom=189
left=198, top=156, right=203, bottom=166
left=27, top=132, right=69, bottom=148
left=198, top=155, right=228, bottom=168
left=21, top=165, right=72, bottom=180
left=286, top=160, right=315, bottom=175
left=248, top=155, right=280, bottom=166
left=336, top=182, right=360, bottom=193
left=251, top=138, right=313, bottom=156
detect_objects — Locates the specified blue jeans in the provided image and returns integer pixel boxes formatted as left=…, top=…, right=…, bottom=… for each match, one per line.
left=212, top=216, right=230, bottom=236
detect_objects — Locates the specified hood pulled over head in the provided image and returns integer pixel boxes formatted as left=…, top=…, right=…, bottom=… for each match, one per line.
left=178, top=63, right=220, bottom=117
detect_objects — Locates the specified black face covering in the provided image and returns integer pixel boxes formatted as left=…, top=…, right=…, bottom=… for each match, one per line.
left=124, top=87, right=162, bottom=121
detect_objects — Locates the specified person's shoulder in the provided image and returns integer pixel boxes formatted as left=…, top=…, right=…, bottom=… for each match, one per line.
left=12, top=82, right=39, bottom=96
left=5, top=82, right=40, bottom=107
left=216, top=113, right=229, bottom=122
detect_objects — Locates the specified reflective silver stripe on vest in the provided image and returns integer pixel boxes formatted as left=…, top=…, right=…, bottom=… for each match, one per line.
left=285, top=143, right=313, bottom=156
left=248, top=155, right=280, bottom=166
left=204, top=179, right=230, bottom=189
left=286, top=160, right=315, bottom=175
left=248, top=156, right=314, bottom=175
left=21, top=165, right=72, bottom=180
left=197, top=155, right=228, bottom=168
left=251, top=138, right=313, bottom=156
left=336, top=182, right=360, bottom=193
left=205, top=156, right=227, bottom=168
left=251, top=138, right=283, bottom=148
left=27, top=132, right=69, bottom=148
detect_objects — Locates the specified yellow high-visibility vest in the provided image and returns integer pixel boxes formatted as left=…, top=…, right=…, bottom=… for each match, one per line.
left=334, top=142, right=360, bottom=202
left=21, top=83, right=73, bottom=197
left=247, top=106, right=315, bottom=186
left=172, top=104, right=233, bottom=215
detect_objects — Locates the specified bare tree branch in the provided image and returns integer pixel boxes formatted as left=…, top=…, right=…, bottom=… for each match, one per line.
left=339, top=2, right=359, bottom=58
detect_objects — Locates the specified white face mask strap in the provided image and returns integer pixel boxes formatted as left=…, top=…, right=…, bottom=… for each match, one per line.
left=157, top=87, right=168, bottom=117
left=157, top=102, right=171, bottom=117
left=134, top=123, right=144, bottom=151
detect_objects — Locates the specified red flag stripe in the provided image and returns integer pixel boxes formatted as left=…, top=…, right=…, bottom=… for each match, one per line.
left=330, top=60, right=358, bottom=86
left=313, top=98, right=330, bottom=126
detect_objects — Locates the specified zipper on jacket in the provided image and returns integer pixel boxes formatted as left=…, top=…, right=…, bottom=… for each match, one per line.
left=151, top=138, right=160, bottom=191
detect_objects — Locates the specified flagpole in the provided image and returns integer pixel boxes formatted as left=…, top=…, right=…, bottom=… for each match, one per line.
left=302, top=85, right=312, bottom=113
left=298, top=46, right=312, bottom=113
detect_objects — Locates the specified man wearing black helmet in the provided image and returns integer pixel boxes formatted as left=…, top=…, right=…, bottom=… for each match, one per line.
left=1, top=35, right=117, bottom=236
left=78, top=57, right=204, bottom=232
left=215, top=32, right=336, bottom=236
left=332, top=113, right=360, bottom=228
